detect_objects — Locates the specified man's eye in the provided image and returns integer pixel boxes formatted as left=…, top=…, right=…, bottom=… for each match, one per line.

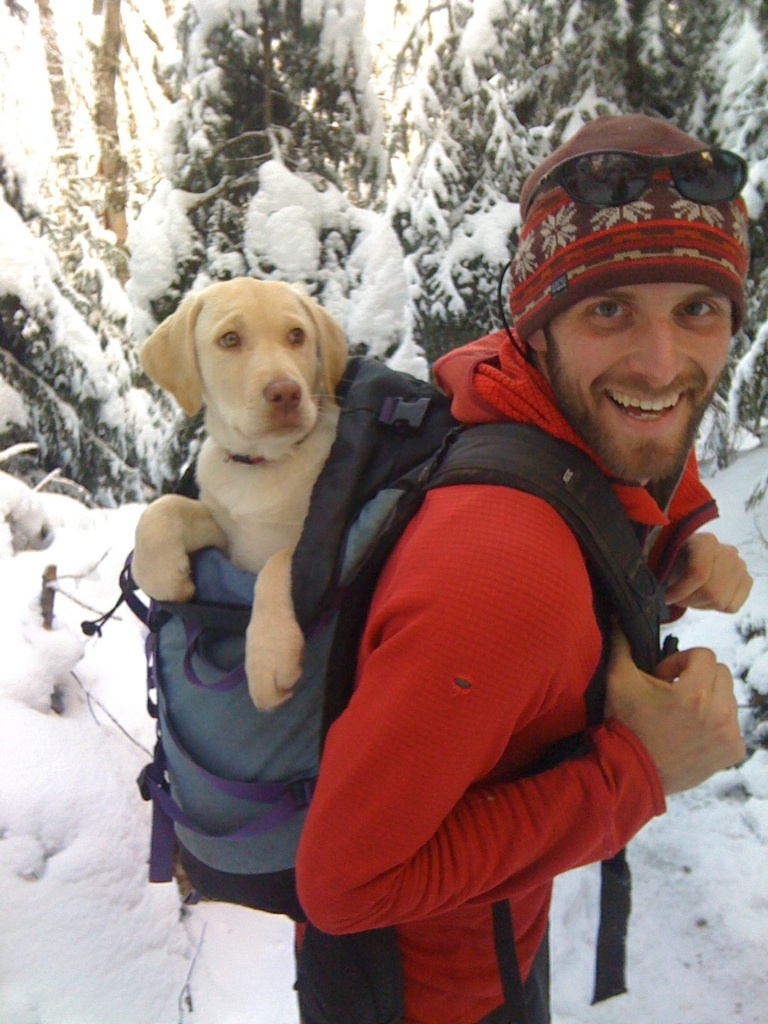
left=683, top=301, right=710, bottom=317
left=591, top=300, right=623, bottom=319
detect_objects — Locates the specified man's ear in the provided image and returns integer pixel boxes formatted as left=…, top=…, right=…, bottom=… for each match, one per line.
left=139, top=292, right=205, bottom=415
left=525, top=328, right=550, bottom=380
left=526, top=328, right=547, bottom=353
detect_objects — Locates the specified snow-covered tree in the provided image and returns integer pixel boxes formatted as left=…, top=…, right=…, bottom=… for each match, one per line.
left=131, top=0, right=386, bottom=327
left=2, top=0, right=767, bottom=500
left=704, top=8, right=768, bottom=459
left=126, top=0, right=419, bottom=488
left=633, top=0, right=731, bottom=123
left=0, top=0, right=177, bottom=502
left=630, top=2, right=768, bottom=464
left=389, top=0, right=634, bottom=362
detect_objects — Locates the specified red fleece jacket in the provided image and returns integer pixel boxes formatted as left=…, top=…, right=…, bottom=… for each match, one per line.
left=296, top=332, right=718, bottom=1024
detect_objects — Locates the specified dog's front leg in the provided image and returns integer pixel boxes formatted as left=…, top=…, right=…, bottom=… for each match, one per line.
left=133, top=494, right=228, bottom=602
left=245, top=547, right=305, bottom=711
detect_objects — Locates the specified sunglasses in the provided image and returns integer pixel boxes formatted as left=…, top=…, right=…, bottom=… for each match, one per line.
left=532, top=148, right=747, bottom=211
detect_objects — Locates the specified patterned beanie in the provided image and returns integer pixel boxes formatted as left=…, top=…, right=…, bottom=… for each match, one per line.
left=508, top=114, right=750, bottom=342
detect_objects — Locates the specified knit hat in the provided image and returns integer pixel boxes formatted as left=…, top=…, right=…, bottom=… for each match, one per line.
left=508, top=114, right=750, bottom=342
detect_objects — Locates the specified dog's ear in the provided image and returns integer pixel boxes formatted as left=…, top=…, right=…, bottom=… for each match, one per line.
left=296, top=295, right=348, bottom=398
left=139, top=292, right=204, bottom=415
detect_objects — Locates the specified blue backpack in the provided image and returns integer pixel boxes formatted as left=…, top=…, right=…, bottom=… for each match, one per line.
left=89, top=355, right=664, bottom=1023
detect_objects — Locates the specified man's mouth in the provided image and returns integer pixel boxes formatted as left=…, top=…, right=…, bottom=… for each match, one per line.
left=606, top=388, right=683, bottom=419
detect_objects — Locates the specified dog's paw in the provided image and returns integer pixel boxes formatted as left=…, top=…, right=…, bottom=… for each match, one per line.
left=132, top=548, right=196, bottom=603
left=245, top=612, right=305, bottom=712
left=132, top=525, right=196, bottom=602
left=133, top=498, right=202, bottom=602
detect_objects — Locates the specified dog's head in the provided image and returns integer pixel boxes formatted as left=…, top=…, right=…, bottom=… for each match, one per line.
left=139, top=279, right=348, bottom=456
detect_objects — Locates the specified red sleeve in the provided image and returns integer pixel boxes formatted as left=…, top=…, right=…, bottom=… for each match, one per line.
left=296, top=485, right=665, bottom=933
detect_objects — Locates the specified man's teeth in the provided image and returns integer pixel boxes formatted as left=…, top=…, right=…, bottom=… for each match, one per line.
left=608, top=390, right=681, bottom=412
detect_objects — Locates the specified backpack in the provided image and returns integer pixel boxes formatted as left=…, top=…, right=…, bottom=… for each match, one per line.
left=90, top=355, right=664, bottom=1023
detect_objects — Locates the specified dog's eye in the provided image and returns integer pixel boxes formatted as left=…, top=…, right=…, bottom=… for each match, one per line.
left=218, top=331, right=240, bottom=349
left=288, top=328, right=305, bottom=346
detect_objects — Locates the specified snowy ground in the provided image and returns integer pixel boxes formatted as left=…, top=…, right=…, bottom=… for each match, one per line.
left=1, top=445, right=767, bottom=1024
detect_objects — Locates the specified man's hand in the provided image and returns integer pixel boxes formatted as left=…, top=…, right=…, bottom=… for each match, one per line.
left=664, top=532, right=752, bottom=612
left=605, top=628, right=745, bottom=795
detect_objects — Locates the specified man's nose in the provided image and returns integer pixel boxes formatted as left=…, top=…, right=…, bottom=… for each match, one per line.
left=626, top=317, right=681, bottom=383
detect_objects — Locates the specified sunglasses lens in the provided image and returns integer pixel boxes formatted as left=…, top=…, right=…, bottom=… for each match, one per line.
left=672, top=150, right=747, bottom=203
left=558, top=152, right=647, bottom=206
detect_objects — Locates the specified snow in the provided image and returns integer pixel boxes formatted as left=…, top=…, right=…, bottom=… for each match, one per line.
left=0, top=2, right=56, bottom=211
left=1, top=0, right=767, bottom=1018
left=0, top=444, right=766, bottom=1023
left=0, top=469, right=54, bottom=556
left=0, top=378, right=30, bottom=432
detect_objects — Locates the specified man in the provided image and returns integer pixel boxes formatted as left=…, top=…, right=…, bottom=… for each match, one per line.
left=295, top=114, right=752, bottom=1024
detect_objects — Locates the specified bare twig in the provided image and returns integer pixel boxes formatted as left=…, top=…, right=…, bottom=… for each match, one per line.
left=34, top=469, right=98, bottom=507
left=48, top=582, right=117, bottom=619
left=70, top=670, right=152, bottom=757
left=57, top=548, right=112, bottom=581
left=178, top=923, right=207, bottom=1022
left=754, top=513, right=768, bottom=550
left=34, top=467, right=62, bottom=492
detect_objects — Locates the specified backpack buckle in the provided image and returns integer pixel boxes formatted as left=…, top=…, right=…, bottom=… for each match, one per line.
left=289, top=777, right=317, bottom=810
left=379, top=395, right=431, bottom=432
left=137, top=746, right=168, bottom=802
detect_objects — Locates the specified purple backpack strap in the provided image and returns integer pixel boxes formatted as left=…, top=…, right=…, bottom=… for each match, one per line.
left=181, top=621, right=247, bottom=691
left=137, top=736, right=316, bottom=883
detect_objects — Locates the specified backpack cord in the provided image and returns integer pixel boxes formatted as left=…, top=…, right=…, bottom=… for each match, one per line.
left=81, top=591, right=126, bottom=637
left=81, top=556, right=148, bottom=637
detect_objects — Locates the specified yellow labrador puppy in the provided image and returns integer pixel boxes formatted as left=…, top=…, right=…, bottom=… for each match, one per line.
left=131, top=278, right=347, bottom=710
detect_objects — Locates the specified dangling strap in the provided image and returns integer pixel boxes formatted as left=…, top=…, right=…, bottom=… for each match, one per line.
left=491, top=901, right=529, bottom=1024
left=593, top=850, right=631, bottom=1003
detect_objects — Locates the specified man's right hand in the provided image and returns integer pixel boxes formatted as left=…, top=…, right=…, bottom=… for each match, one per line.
left=604, top=627, right=745, bottom=795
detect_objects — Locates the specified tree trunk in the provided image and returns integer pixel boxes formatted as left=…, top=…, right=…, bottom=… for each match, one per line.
left=36, top=0, right=72, bottom=149
left=94, top=0, right=128, bottom=248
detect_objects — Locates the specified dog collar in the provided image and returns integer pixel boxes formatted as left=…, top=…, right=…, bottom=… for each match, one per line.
left=225, top=452, right=267, bottom=465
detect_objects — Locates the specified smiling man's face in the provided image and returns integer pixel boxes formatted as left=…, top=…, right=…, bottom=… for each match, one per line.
left=527, top=282, right=732, bottom=484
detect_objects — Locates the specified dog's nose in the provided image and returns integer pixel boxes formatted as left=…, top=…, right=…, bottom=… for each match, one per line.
left=263, top=378, right=302, bottom=413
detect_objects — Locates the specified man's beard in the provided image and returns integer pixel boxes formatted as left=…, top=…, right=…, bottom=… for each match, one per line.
left=543, top=340, right=720, bottom=485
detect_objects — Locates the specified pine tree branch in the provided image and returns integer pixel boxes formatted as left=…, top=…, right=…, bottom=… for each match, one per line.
left=0, top=346, right=145, bottom=495
left=0, top=442, right=40, bottom=464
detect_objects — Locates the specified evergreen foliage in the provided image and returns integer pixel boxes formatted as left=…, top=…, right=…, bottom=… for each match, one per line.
left=127, top=1, right=404, bottom=490
left=140, top=0, right=386, bottom=325
left=1, top=0, right=768, bottom=500
left=391, top=0, right=768, bottom=465
left=0, top=0, right=162, bottom=503
left=390, top=0, right=636, bottom=362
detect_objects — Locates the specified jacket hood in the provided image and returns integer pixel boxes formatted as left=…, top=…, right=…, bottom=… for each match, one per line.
left=433, top=329, right=717, bottom=538
left=434, top=328, right=619, bottom=462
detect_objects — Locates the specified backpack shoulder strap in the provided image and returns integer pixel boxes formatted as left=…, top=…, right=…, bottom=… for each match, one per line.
left=426, top=422, right=662, bottom=672
left=427, top=421, right=661, bottom=1013
left=292, top=356, right=458, bottom=630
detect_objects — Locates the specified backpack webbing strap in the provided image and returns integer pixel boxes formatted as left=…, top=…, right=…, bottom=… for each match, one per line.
left=427, top=422, right=661, bottom=1009
left=491, top=901, right=529, bottom=1024
left=593, top=849, right=631, bottom=1003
